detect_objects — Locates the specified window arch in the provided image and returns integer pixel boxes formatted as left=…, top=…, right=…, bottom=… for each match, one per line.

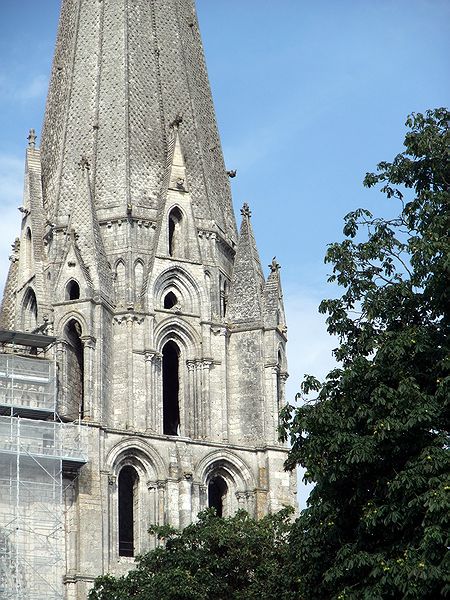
left=115, top=260, right=126, bottom=306
left=220, top=277, right=229, bottom=318
left=162, top=341, right=180, bottom=436
left=65, top=280, right=80, bottom=301
left=64, top=319, right=84, bottom=420
left=134, top=260, right=144, bottom=303
left=163, top=291, right=178, bottom=310
left=22, top=288, right=37, bottom=332
left=168, top=207, right=183, bottom=257
left=118, top=466, right=139, bottom=557
left=25, top=227, right=33, bottom=274
left=208, top=476, right=228, bottom=517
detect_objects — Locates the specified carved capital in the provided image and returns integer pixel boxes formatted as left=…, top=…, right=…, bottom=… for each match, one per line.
left=81, top=335, right=96, bottom=350
left=145, top=350, right=162, bottom=363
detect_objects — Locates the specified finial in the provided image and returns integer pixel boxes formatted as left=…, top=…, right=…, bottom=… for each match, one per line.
left=227, top=169, right=237, bottom=178
left=241, top=203, right=251, bottom=218
left=78, top=156, right=90, bottom=171
left=27, top=129, right=37, bottom=149
left=170, top=114, right=183, bottom=129
left=270, top=257, right=281, bottom=272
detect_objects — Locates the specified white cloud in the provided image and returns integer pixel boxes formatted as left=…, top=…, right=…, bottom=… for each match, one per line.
left=0, top=153, right=23, bottom=296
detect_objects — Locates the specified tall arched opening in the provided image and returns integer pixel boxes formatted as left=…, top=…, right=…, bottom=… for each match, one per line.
left=208, top=476, right=228, bottom=517
left=64, top=319, right=84, bottom=420
left=162, top=341, right=180, bottom=436
left=168, top=207, right=183, bottom=257
left=118, top=466, right=139, bottom=557
left=22, top=288, right=37, bottom=332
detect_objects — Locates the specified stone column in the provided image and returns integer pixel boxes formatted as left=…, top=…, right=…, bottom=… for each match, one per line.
left=191, top=482, right=202, bottom=518
left=236, top=491, right=246, bottom=511
left=146, top=481, right=158, bottom=551
left=126, top=315, right=134, bottom=426
left=179, top=473, right=193, bottom=529
left=107, top=474, right=117, bottom=569
left=199, top=484, right=207, bottom=512
left=157, top=481, right=166, bottom=527
left=55, top=339, right=68, bottom=416
left=201, top=360, right=212, bottom=438
left=81, top=335, right=96, bottom=421
left=144, top=351, right=162, bottom=432
left=187, top=360, right=196, bottom=437
left=195, top=361, right=202, bottom=437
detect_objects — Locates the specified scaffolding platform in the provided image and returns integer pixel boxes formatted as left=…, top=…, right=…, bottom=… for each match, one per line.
left=0, top=338, right=88, bottom=600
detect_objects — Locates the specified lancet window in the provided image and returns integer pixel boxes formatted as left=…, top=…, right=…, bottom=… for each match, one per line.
left=162, top=341, right=180, bottom=435
left=22, top=288, right=38, bottom=332
left=65, top=280, right=80, bottom=300
left=208, top=476, right=228, bottom=517
left=64, top=319, right=84, bottom=420
left=168, top=207, right=183, bottom=257
left=118, top=466, right=139, bottom=557
left=163, top=291, right=178, bottom=310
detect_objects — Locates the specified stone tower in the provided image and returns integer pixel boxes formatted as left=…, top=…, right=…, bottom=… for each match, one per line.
left=0, top=0, right=295, bottom=597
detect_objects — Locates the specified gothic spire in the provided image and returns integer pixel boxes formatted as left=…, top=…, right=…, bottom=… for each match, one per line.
left=227, top=204, right=265, bottom=325
left=264, top=257, right=287, bottom=330
left=40, top=0, right=237, bottom=242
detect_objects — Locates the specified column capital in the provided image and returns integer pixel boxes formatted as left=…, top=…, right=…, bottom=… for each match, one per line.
left=145, top=350, right=162, bottom=363
left=81, top=335, right=96, bottom=349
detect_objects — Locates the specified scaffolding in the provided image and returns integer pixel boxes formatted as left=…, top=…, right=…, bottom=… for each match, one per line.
left=0, top=340, right=87, bottom=600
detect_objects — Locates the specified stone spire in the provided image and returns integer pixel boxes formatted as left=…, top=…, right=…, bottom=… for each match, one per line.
left=62, top=156, right=113, bottom=301
left=264, top=257, right=287, bottom=330
left=40, top=0, right=237, bottom=242
left=227, top=203, right=265, bottom=325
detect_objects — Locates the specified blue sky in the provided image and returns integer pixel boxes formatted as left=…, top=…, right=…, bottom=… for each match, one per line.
left=0, top=1, right=448, bottom=504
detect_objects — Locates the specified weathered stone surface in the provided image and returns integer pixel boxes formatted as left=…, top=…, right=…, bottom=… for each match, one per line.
left=0, top=1, right=296, bottom=598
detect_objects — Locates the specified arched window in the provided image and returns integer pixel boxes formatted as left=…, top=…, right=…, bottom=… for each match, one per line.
left=134, top=260, right=144, bottom=303
left=115, top=260, right=126, bottom=306
left=65, top=280, right=80, bottom=300
left=64, top=319, right=84, bottom=420
left=163, top=291, right=178, bottom=310
left=168, top=207, right=183, bottom=257
left=162, top=341, right=180, bottom=436
left=208, top=476, right=228, bottom=517
left=118, top=466, right=139, bottom=557
left=221, top=280, right=229, bottom=318
left=22, top=288, right=38, bottom=332
left=25, top=228, right=33, bottom=274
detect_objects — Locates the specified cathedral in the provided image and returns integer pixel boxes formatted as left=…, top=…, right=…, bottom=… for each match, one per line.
left=0, top=1, right=296, bottom=598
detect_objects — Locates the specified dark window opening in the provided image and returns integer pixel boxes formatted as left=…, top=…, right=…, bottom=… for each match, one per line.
left=168, top=207, right=183, bottom=257
left=23, top=288, right=38, bottom=332
left=66, top=280, right=80, bottom=300
left=25, top=228, right=32, bottom=272
left=221, top=280, right=229, bottom=318
left=164, top=292, right=178, bottom=309
left=119, top=466, right=138, bottom=557
left=208, top=476, right=228, bottom=517
left=162, top=341, right=180, bottom=435
left=65, top=319, right=84, bottom=420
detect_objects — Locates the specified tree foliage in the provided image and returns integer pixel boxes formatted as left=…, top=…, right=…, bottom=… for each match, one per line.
left=88, top=508, right=294, bottom=600
left=280, top=108, right=450, bottom=599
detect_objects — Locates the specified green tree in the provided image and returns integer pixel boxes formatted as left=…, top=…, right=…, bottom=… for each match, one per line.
left=88, top=508, right=294, bottom=600
left=281, top=108, right=449, bottom=599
